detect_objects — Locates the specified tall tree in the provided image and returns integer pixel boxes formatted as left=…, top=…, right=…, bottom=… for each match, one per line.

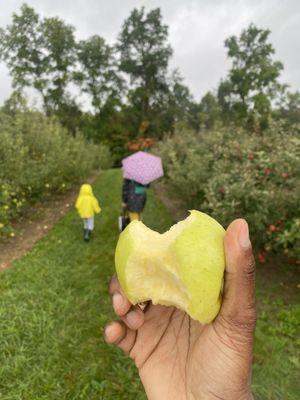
left=163, top=71, right=199, bottom=131
left=74, top=35, right=122, bottom=113
left=117, top=7, right=172, bottom=135
left=0, top=4, right=47, bottom=99
left=0, top=4, right=76, bottom=115
left=218, top=23, right=284, bottom=124
left=41, top=16, right=76, bottom=112
left=0, top=91, right=28, bottom=116
left=198, top=91, right=221, bottom=129
left=277, top=91, right=300, bottom=125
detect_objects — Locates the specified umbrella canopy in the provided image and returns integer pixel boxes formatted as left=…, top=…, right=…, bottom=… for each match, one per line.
left=122, top=151, right=164, bottom=185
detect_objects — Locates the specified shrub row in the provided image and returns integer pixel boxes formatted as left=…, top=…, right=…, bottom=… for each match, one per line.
left=0, top=110, right=111, bottom=236
left=155, top=123, right=300, bottom=262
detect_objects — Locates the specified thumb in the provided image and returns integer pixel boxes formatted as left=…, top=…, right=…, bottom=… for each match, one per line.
left=218, top=219, right=256, bottom=331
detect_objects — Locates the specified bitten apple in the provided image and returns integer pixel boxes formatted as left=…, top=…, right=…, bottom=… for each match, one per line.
left=115, top=210, right=225, bottom=323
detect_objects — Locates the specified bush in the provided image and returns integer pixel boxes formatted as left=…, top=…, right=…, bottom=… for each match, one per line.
left=0, top=110, right=112, bottom=236
left=155, top=122, right=300, bottom=261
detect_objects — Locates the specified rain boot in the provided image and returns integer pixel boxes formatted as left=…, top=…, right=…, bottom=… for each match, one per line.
left=87, top=229, right=92, bottom=240
left=84, top=229, right=90, bottom=242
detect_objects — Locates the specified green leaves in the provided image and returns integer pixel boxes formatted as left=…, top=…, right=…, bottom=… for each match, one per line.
left=0, top=5, right=76, bottom=113
left=155, top=125, right=300, bottom=261
left=117, top=7, right=172, bottom=83
left=75, top=35, right=122, bottom=113
left=117, top=7, right=173, bottom=134
left=0, top=4, right=45, bottom=91
left=219, top=23, right=284, bottom=126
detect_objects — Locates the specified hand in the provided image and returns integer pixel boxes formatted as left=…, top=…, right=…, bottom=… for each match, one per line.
left=122, top=202, right=127, bottom=209
left=104, top=219, right=256, bottom=400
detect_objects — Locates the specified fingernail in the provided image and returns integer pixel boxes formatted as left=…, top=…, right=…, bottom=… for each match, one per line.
left=112, top=292, right=123, bottom=308
left=238, top=221, right=251, bottom=249
left=104, top=324, right=114, bottom=339
left=126, top=310, right=138, bottom=326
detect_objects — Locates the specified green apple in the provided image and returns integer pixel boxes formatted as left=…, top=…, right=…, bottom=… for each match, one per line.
left=115, top=210, right=225, bottom=323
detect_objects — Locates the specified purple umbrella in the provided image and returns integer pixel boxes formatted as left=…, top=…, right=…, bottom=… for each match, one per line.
left=122, top=151, right=164, bottom=185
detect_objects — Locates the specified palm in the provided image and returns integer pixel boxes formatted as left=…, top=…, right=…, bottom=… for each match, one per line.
left=106, top=219, right=255, bottom=400
left=130, top=304, right=251, bottom=400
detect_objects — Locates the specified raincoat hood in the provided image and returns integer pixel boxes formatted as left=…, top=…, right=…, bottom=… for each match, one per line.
left=79, top=184, right=93, bottom=197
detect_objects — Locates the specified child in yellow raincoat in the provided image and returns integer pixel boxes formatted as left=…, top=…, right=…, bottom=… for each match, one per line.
left=75, top=184, right=101, bottom=241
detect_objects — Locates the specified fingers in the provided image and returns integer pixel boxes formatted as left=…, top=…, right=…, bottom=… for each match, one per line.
left=109, top=275, right=131, bottom=316
left=122, top=305, right=145, bottom=329
left=105, top=275, right=145, bottom=353
left=112, top=291, right=132, bottom=317
left=218, top=219, right=256, bottom=331
left=104, top=320, right=126, bottom=344
left=104, top=321, right=137, bottom=353
left=109, top=275, right=145, bottom=328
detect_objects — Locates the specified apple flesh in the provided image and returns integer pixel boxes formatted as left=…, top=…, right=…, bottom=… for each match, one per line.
left=115, top=210, right=225, bottom=323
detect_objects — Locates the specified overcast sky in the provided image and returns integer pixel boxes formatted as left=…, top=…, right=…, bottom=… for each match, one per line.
left=0, top=0, right=299, bottom=106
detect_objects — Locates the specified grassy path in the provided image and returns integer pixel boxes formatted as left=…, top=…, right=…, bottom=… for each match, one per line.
left=0, top=169, right=173, bottom=399
left=0, top=169, right=299, bottom=399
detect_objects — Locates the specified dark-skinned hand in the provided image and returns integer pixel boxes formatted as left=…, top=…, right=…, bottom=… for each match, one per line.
left=105, top=219, right=256, bottom=400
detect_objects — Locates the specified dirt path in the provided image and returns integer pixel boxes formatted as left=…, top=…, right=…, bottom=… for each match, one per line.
left=0, top=173, right=100, bottom=270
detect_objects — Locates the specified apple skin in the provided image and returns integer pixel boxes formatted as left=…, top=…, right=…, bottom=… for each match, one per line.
left=115, top=210, right=225, bottom=323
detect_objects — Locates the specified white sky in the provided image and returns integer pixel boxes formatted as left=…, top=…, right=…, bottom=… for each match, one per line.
left=0, top=0, right=299, bottom=106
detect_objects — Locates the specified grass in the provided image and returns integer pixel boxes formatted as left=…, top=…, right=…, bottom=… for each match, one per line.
left=0, top=169, right=299, bottom=399
left=253, top=264, right=300, bottom=400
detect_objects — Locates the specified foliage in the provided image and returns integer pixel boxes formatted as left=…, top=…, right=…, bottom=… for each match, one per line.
left=78, top=106, right=132, bottom=165
left=198, top=91, right=222, bottom=129
left=0, top=4, right=44, bottom=92
left=0, top=4, right=76, bottom=114
left=218, top=23, right=284, bottom=127
left=3, top=5, right=297, bottom=152
left=74, top=35, right=122, bottom=113
left=0, top=4, right=178, bottom=141
left=164, top=71, right=199, bottom=131
left=276, top=91, right=300, bottom=126
left=155, top=123, right=300, bottom=260
left=40, top=16, right=76, bottom=112
left=1, top=4, right=300, bottom=172
left=117, top=7, right=173, bottom=135
left=275, top=218, right=300, bottom=261
left=0, top=110, right=111, bottom=236
left=128, top=137, right=156, bottom=151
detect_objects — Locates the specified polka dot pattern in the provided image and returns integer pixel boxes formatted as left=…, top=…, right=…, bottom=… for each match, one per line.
left=122, top=151, right=164, bottom=185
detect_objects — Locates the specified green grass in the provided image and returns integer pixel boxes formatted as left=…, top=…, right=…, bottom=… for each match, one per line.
left=0, top=169, right=299, bottom=399
left=253, top=265, right=300, bottom=400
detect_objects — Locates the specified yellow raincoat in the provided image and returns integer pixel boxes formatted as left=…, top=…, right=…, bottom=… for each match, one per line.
left=75, top=184, right=101, bottom=218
